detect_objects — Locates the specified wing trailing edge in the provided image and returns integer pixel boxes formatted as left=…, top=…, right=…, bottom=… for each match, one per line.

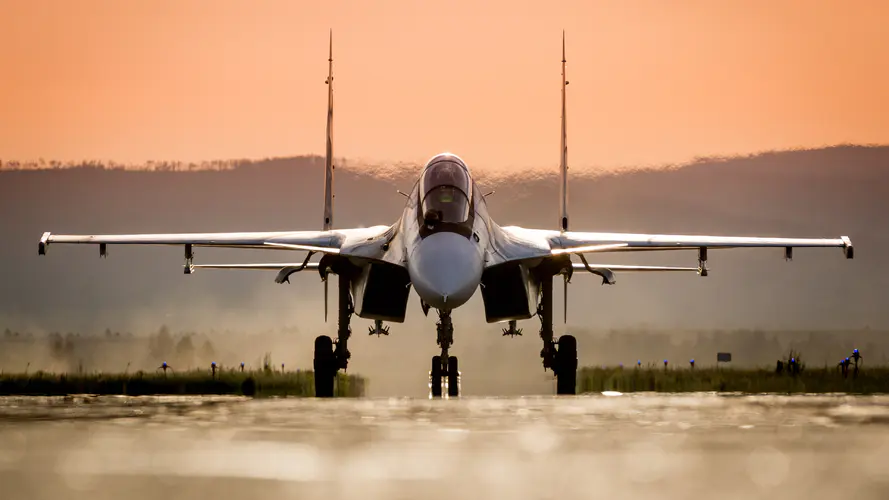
left=571, top=263, right=699, bottom=272
left=571, top=262, right=699, bottom=285
left=191, top=262, right=320, bottom=284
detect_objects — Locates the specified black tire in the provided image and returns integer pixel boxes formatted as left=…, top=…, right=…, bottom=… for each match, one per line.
left=431, top=355, right=443, bottom=398
left=555, top=335, right=577, bottom=395
left=447, top=357, right=460, bottom=397
left=240, top=377, right=257, bottom=397
left=314, top=335, right=335, bottom=398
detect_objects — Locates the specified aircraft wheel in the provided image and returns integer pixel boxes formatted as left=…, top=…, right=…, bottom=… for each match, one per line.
left=447, top=357, right=460, bottom=397
left=313, top=335, right=336, bottom=398
left=431, top=355, right=443, bottom=398
left=555, top=335, right=577, bottom=395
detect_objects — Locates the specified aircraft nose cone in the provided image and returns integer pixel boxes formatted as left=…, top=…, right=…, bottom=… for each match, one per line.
left=408, top=232, right=482, bottom=310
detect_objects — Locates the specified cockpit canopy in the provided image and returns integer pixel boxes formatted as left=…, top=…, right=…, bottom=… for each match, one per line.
left=419, top=157, right=472, bottom=224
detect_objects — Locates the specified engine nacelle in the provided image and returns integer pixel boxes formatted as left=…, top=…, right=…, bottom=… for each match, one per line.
left=480, top=262, right=538, bottom=323
left=350, top=261, right=411, bottom=323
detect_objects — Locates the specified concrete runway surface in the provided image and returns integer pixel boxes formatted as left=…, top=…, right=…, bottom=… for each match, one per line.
left=1, top=394, right=889, bottom=500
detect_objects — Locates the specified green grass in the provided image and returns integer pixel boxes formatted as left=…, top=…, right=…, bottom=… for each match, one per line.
left=578, top=366, right=888, bottom=394
left=0, top=370, right=366, bottom=397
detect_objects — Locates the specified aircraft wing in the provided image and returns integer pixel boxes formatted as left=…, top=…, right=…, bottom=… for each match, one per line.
left=38, top=225, right=398, bottom=263
left=492, top=226, right=853, bottom=266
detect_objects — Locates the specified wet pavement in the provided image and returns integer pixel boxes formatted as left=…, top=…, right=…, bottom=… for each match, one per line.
left=1, top=393, right=889, bottom=499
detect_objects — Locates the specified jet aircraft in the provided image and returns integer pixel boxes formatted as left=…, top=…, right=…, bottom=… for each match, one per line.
left=37, top=33, right=854, bottom=397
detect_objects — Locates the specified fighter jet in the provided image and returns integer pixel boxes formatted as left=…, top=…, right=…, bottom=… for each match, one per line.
left=37, top=33, right=854, bottom=397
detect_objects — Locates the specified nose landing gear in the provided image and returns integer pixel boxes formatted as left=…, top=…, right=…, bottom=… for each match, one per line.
left=429, top=310, right=460, bottom=398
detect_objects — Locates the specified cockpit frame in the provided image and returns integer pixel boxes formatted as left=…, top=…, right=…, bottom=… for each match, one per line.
left=416, top=156, right=476, bottom=239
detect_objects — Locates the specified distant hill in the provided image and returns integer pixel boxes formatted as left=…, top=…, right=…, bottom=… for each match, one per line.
left=1, top=145, right=887, bottom=395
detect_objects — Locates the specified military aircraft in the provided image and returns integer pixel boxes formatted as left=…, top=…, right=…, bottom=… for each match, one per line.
left=37, top=33, right=853, bottom=397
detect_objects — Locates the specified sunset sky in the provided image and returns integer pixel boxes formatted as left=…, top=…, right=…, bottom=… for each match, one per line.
left=2, top=0, right=887, bottom=172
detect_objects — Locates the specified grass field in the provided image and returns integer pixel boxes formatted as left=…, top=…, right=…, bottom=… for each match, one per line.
left=578, top=366, right=887, bottom=394
left=0, top=370, right=366, bottom=397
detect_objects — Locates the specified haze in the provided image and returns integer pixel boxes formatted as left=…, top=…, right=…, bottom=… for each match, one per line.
left=2, top=147, right=888, bottom=395
left=2, top=1, right=889, bottom=171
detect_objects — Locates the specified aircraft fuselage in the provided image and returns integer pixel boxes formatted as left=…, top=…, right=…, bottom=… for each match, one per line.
left=401, top=153, right=492, bottom=311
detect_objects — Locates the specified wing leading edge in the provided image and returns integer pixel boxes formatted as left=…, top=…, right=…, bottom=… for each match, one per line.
left=496, top=226, right=853, bottom=262
left=38, top=225, right=399, bottom=268
left=552, top=231, right=853, bottom=255
left=40, top=230, right=339, bottom=253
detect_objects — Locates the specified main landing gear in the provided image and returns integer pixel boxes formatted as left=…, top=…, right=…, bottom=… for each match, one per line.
left=430, top=310, right=460, bottom=398
left=313, top=273, right=352, bottom=397
left=537, top=276, right=577, bottom=395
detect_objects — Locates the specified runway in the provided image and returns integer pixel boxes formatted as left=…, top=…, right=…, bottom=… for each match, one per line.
left=2, top=393, right=888, bottom=499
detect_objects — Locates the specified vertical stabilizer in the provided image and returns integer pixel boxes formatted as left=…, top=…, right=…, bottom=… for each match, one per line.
left=560, top=32, right=570, bottom=323
left=322, top=31, right=334, bottom=322
left=559, top=31, right=569, bottom=233
left=323, top=30, right=335, bottom=231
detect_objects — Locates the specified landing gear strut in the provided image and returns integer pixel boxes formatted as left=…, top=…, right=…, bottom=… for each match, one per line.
left=313, top=273, right=352, bottom=397
left=430, top=310, right=460, bottom=398
left=538, top=276, right=577, bottom=395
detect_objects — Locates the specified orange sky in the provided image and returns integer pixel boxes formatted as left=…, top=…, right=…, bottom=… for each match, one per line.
left=1, top=0, right=887, bottom=172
